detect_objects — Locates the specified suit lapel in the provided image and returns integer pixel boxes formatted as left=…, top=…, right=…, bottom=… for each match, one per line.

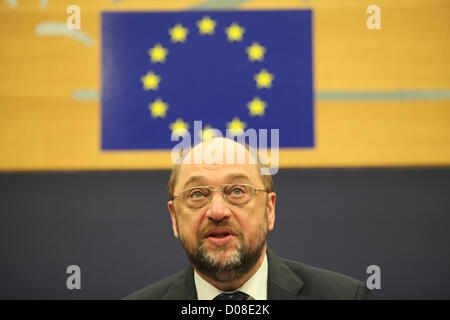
left=161, top=265, right=198, bottom=300
left=266, top=248, right=305, bottom=300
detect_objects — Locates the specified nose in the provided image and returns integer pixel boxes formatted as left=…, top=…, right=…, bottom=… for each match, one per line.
left=205, top=190, right=232, bottom=222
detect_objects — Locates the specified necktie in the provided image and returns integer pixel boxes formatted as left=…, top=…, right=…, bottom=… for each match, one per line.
left=213, top=291, right=252, bottom=300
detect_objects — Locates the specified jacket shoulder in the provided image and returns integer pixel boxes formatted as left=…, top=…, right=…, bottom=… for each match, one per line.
left=280, top=257, right=370, bottom=299
left=123, top=270, right=186, bottom=300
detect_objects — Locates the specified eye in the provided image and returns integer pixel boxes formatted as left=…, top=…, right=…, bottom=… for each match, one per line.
left=230, top=186, right=246, bottom=196
left=189, top=189, right=207, bottom=199
left=232, top=188, right=242, bottom=195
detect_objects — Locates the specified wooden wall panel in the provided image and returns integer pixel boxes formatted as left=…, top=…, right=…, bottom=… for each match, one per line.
left=0, top=0, right=449, bottom=170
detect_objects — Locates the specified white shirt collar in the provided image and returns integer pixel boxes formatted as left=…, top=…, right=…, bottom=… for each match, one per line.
left=194, top=253, right=268, bottom=300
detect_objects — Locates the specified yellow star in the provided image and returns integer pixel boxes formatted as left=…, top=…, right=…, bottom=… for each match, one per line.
left=247, top=97, right=267, bottom=116
left=226, top=117, right=247, bottom=135
left=225, top=22, right=245, bottom=42
left=254, top=69, right=274, bottom=89
left=148, top=98, right=169, bottom=118
left=141, top=71, right=161, bottom=91
left=148, top=43, right=168, bottom=63
left=201, top=125, right=219, bottom=140
left=169, top=118, right=190, bottom=137
left=246, top=42, right=266, bottom=62
left=197, top=16, right=216, bottom=35
left=169, top=23, right=189, bottom=43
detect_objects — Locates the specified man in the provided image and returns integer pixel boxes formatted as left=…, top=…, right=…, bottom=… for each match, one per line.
left=125, top=138, right=371, bottom=300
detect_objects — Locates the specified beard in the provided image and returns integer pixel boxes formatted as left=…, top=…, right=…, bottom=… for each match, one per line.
left=177, top=213, right=268, bottom=283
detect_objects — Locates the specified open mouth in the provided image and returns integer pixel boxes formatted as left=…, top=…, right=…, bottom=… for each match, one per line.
left=204, top=227, right=236, bottom=239
left=203, top=227, right=237, bottom=246
left=205, top=233, right=235, bottom=246
left=208, top=232, right=231, bottom=238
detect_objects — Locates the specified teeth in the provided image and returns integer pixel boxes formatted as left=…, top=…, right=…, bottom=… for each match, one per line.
left=212, top=233, right=228, bottom=238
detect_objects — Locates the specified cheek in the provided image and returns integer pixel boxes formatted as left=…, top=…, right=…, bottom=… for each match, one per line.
left=235, top=206, right=266, bottom=238
left=178, top=213, right=204, bottom=241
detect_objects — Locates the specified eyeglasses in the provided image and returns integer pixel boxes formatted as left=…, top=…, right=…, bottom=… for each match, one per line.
left=173, top=184, right=267, bottom=209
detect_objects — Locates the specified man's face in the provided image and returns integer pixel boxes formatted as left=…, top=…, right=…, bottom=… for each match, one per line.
left=168, top=142, right=276, bottom=283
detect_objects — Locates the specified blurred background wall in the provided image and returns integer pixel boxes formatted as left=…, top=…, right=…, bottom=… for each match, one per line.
left=0, top=0, right=449, bottom=299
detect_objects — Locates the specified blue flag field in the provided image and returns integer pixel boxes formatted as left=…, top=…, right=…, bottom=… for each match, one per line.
left=101, top=10, right=314, bottom=150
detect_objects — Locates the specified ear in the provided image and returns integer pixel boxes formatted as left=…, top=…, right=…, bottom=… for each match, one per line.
left=167, top=201, right=179, bottom=238
left=266, top=192, right=276, bottom=231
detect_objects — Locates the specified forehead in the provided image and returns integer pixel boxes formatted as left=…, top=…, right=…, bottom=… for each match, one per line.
left=176, top=139, right=261, bottom=189
left=178, top=163, right=259, bottom=185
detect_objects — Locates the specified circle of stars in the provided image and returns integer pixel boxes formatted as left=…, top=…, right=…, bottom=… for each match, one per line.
left=141, top=16, right=275, bottom=139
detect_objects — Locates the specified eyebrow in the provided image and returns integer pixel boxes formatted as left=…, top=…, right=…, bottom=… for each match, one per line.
left=226, top=174, right=252, bottom=183
left=182, top=175, right=206, bottom=189
left=182, top=173, right=252, bottom=189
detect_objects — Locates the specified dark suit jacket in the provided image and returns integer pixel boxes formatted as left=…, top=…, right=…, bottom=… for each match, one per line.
left=124, top=248, right=371, bottom=300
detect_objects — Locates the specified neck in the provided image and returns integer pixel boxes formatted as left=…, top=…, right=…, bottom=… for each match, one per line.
left=195, top=244, right=267, bottom=292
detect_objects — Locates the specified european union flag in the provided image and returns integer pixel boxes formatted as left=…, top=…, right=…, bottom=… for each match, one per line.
left=101, top=10, right=314, bottom=150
